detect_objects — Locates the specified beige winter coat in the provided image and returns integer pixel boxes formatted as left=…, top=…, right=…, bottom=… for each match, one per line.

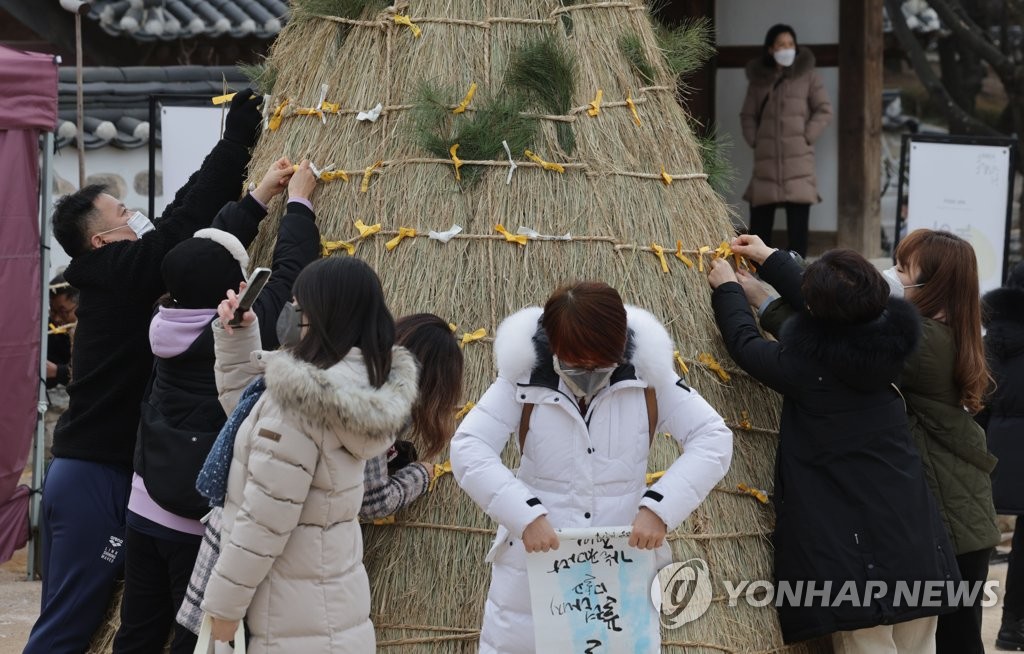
left=740, top=48, right=833, bottom=207
left=201, top=318, right=418, bottom=654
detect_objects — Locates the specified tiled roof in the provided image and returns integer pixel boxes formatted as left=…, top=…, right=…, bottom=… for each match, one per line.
left=57, top=65, right=249, bottom=149
left=89, top=0, right=287, bottom=41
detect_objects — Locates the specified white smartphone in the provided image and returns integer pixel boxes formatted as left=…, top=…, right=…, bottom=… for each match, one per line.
left=229, top=267, right=271, bottom=326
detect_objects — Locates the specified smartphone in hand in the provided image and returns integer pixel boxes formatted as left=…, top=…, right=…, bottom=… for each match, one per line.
left=229, top=267, right=271, bottom=326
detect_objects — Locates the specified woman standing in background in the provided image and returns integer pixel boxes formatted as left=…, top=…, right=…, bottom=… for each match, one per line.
left=740, top=23, right=833, bottom=257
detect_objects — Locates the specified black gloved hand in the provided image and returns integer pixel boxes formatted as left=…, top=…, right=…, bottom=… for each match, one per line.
left=387, top=440, right=419, bottom=476
left=223, top=88, right=262, bottom=147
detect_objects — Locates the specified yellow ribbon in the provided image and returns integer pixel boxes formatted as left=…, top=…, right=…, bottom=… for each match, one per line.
left=674, top=240, right=694, bottom=268
left=353, top=219, right=382, bottom=239
left=449, top=144, right=463, bottom=181
left=714, top=240, right=733, bottom=260
left=455, top=401, right=475, bottom=420
left=587, top=89, right=603, bottom=117
left=385, top=227, right=417, bottom=251
left=650, top=243, right=670, bottom=274
left=212, top=92, right=235, bottom=105
left=49, top=322, right=75, bottom=335
left=361, top=160, right=382, bottom=193
left=393, top=13, right=422, bottom=38
left=660, top=166, right=673, bottom=186
left=697, top=352, right=731, bottom=382
left=268, top=99, right=289, bottom=131
left=625, top=92, right=641, bottom=126
left=320, top=169, right=349, bottom=182
left=460, top=328, right=487, bottom=348
left=673, top=350, right=689, bottom=375
left=735, top=253, right=746, bottom=270
left=448, top=322, right=458, bottom=333
left=429, top=460, right=453, bottom=492
left=738, top=410, right=753, bottom=430
left=452, top=83, right=477, bottom=114
left=697, top=245, right=711, bottom=272
left=737, top=483, right=769, bottom=505
left=495, top=224, right=528, bottom=246
left=645, top=471, right=665, bottom=485
left=320, top=238, right=355, bottom=256
left=320, top=101, right=341, bottom=114
left=524, top=150, right=565, bottom=174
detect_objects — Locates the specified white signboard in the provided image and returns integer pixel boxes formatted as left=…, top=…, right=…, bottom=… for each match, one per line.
left=903, top=138, right=1014, bottom=293
left=525, top=527, right=658, bottom=654
left=161, top=106, right=226, bottom=210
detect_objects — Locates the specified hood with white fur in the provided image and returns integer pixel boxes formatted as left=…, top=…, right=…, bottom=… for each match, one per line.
left=493, top=305, right=679, bottom=388
left=262, top=346, right=419, bottom=458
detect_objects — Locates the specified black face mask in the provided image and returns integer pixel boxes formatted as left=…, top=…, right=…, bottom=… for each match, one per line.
left=275, top=303, right=304, bottom=348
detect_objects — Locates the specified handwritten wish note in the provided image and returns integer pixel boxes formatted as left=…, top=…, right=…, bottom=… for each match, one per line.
left=526, top=527, right=658, bottom=654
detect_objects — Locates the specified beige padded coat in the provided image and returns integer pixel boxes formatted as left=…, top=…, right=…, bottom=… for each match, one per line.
left=740, top=48, right=833, bottom=207
left=201, top=318, right=418, bottom=653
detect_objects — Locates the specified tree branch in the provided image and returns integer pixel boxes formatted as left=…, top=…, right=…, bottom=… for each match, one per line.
left=927, top=0, right=1017, bottom=81
left=883, top=0, right=1002, bottom=136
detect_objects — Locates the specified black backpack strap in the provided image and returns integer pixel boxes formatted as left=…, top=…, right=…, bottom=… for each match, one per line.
left=754, top=76, right=786, bottom=133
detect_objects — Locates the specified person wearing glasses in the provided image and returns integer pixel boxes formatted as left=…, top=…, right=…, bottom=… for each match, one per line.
left=451, top=281, right=733, bottom=654
left=26, top=89, right=263, bottom=654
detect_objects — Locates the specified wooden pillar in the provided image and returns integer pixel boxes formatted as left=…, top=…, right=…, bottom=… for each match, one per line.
left=837, top=0, right=883, bottom=256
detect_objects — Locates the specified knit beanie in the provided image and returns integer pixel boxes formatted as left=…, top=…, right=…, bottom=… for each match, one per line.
left=162, top=228, right=249, bottom=309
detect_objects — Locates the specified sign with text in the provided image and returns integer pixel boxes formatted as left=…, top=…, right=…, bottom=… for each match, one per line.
left=525, top=527, right=658, bottom=654
left=897, top=135, right=1016, bottom=293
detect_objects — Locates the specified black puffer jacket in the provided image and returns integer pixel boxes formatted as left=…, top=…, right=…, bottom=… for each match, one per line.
left=712, top=251, right=958, bottom=643
left=982, top=285, right=1024, bottom=515
left=135, top=199, right=321, bottom=519
left=54, top=138, right=250, bottom=466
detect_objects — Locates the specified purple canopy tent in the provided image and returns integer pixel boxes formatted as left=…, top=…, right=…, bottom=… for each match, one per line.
left=0, top=45, right=58, bottom=566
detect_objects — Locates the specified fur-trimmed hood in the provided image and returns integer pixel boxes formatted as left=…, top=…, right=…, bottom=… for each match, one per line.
left=984, top=287, right=1024, bottom=358
left=262, top=346, right=419, bottom=458
left=493, top=305, right=679, bottom=388
left=746, top=47, right=816, bottom=84
left=779, top=297, right=921, bottom=391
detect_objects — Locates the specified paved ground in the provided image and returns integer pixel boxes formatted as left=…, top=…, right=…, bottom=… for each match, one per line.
left=0, top=542, right=1015, bottom=653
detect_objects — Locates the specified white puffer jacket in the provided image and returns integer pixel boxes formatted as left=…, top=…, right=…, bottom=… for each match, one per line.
left=450, top=306, right=733, bottom=654
left=202, top=319, right=418, bottom=654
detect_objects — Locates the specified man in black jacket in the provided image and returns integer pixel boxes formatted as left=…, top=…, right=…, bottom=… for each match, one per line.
left=24, top=90, right=263, bottom=654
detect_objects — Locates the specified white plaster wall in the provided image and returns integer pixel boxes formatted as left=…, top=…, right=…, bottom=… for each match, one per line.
left=48, top=147, right=166, bottom=279
left=714, top=0, right=840, bottom=233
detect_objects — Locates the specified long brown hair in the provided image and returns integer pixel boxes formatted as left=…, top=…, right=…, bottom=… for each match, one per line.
left=894, top=229, right=990, bottom=413
left=395, top=314, right=463, bottom=459
left=542, top=282, right=628, bottom=367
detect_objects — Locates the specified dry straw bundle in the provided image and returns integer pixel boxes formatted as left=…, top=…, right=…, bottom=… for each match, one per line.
left=227, top=1, right=824, bottom=653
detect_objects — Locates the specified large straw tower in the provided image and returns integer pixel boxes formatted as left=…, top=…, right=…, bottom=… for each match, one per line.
left=236, top=1, right=828, bottom=652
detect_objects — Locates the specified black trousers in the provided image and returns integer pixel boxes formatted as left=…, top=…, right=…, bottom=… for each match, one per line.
left=1004, top=519, right=1024, bottom=621
left=112, top=525, right=200, bottom=654
left=936, top=547, right=991, bottom=654
left=749, top=202, right=811, bottom=257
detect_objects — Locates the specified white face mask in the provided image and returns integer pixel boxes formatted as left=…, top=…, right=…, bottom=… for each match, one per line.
left=552, top=355, right=616, bottom=403
left=126, top=211, right=155, bottom=237
left=882, top=267, right=924, bottom=298
left=773, top=48, right=797, bottom=67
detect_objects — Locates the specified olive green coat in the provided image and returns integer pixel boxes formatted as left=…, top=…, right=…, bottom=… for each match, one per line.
left=900, top=319, right=1000, bottom=555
